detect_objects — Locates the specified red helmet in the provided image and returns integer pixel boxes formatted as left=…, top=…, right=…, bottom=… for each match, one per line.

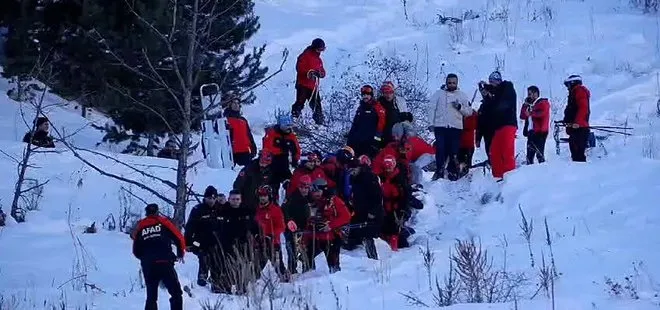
left=256, top=185, right=273, bottom=198
left=383, top=155, right=397, bottom=171
left=380, top=81, right=395, bottom=94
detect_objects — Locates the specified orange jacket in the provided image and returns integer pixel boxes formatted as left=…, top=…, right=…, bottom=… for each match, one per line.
left=262, top=126, right=301, bottom=162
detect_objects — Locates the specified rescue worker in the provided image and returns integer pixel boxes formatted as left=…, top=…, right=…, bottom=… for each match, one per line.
left=282, top=175, right=313, bottom=273
left=303, top=178, right=351, bottom=273
left=262, top=114, right=301, bottom=188
left=132, top=203, right=185, bottom=310
left=378, top=155, right=411, bottom=251
left=184, top=186, right=222, bottom=287
left=253, top=185, right=288, bottom=281
left=347, top=85, right=387, bottom=158
left=520, top=85, right=551, bottom=164
left=291, top=38, right=326, bottom=125
left=224, top=97, right=258, bottom=167
left=233, top=150, right=278, bottom=211
left=287, top=151, right=334, bottom=197
left=562, top=75, right=591, bottom=162
left=483, top=71, right=517, bottom=181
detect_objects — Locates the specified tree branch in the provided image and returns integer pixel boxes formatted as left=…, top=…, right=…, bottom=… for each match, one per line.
left=19, top=179, right=50, bottom=194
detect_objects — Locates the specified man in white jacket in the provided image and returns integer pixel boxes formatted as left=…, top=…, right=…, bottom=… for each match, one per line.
left=428, top=73, right=474, bottom=181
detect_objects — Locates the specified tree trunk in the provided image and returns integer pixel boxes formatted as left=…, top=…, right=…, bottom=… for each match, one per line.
left=173, top=93, right=192, bottom=227
left=11, top=140, right=33, bottom=222
left=146, top=133, right=155, bottom=156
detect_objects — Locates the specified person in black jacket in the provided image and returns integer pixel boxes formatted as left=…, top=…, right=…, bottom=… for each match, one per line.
left=157, top=139, right=180, bottom=160
left=233, top=151, right=279, bottom=211
left=282, top=175, right=313, bottom=274
left=344, top=155, right=383, bottom=260
left=481, top=71, right=518, bottom=180
left=347, top=85, right=387, bottom=158
left=23, top=116, right=55, bottom=148
left=211, top=190, right=258, bottom=294
left=184, top=186, right=222, bottom=287
left=132, top=203, right=185, bottom=310
left=475, top=85, right=497, bottom=163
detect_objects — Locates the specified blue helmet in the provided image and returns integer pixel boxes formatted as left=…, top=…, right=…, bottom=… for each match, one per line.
left=277, top=114, right=293, bottom=127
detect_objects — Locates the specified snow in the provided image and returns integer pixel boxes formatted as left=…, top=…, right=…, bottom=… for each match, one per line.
left=2, top=0, right=660, bottom=309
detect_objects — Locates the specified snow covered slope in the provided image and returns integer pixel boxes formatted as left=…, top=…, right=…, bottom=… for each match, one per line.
left=2, top=0, right=660, bottom=309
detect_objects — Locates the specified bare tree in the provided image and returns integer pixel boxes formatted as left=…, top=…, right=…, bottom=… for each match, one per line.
left=49, top=0, right=287, bottom=226
left=1, top=57, right=60, bottom=223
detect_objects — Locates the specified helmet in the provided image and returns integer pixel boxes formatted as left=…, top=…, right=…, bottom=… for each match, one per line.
left=256, top=185, right=273, bottom=198
left=336, top=146, right=355, bottom=164
left=358, top=155, right=371, bottom=167
left=311, top=38, right=326, bottom=50
left=360, top=85, right=374, bottom=96
left=277, top=114, right=293, bottom=127
left=311, top=178, right=328, bottom=192
left=564, top=74, right=582, bottom=88
left=383, top=155, right=397, bottom=171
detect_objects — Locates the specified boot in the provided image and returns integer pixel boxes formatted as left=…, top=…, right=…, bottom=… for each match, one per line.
left=364, top=238, right=379, bottom=260
left=329, top=265, right=341, bottom=274
left=196, top=278, right=207, bottom=287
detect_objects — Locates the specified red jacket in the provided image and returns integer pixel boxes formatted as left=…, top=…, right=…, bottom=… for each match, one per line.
left=287, top=166, right=335, bottom=196
left=520, top=98, right=550, bottom=133
left=408, top=136, right=435, bottom=161
left=262, top=126, right=301, bottom=162
left=563, top=85, right=590, bottom=127
left=132, top=215, right=186, bottom=263
left=306, top=196, right=351, bottom=241
left=296, top=48, right=326, bottom=90
left=224, top=110, right=257, bottom=154
left=254, top=202, right=285, bottom=245
left=380, top=169, right=404, bottom=213
left=460, top=113, right=478, bottom=149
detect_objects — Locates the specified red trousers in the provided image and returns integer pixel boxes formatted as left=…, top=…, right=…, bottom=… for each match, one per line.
left=489, top=126, right=516, bottom=179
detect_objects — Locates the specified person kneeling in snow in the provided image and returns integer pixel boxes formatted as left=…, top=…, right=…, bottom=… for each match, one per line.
left=132, top=203, right=185, bottom=310
left=286, top=151, right=334, bottom=198
left=303, top=178, right=351, bottom=273
left=253, top=185, right=288, bottom=281
left=378, top=155, right=412, bottom=251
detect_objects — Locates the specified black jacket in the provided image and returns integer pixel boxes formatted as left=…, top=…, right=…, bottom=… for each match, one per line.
left=476, top=96, right=496, bottom=144
left=490, top=81, right=518, bottom=130
left=132, top=215, right=185, bottom=263
left=184, top=202, right=224, bottom=250
left=347, top=99, right=384, bottom=148
left=350, top=168, right=384, bottom=225
left=377, top=96, right=401, bottom=143
left=233, top=160, right=278, bottom=211
left=23, top=131, right=55, bottom=148
left=216, top=205, right=257, bottom=252
left=282, top=190, right=312, bottom=229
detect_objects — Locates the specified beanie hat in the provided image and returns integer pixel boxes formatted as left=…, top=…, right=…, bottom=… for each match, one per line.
left=145, top=203, right=159, bottom=216
left=380, top=82, right=395, bottom=94
left=311, top=38, right=326, bottom=50
left=360, top=85, right=374, bottom=96
left=204, top=185, right=218, bottom=198
left=488, top=71, right=502, bottom=83
left=277, top=114, right=293, bottom=127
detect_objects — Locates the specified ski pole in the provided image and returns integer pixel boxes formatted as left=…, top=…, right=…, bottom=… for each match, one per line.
left=588, top=127, right=633, bottom=136
left=589, top=125, right=633, bottom=130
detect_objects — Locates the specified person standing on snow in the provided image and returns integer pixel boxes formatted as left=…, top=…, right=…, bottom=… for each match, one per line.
left=344, top=155, right=383, bottom=260
left=347, top=85, right=387, bottom=158
left=262, top=114, right=301, bottom=190
left=282, top=175, right=313, bottom=274
left=303, top=178, right=351, bottom=273
left=458, top=111, right=478, bottom=176
left=132, top=203, right=185, bottom=310
left=291, top=38, right=327, bottom=125
left=378, top=155, right=412, bottom=251
left=212, top=190, right=257, bottom=294
left=233, top=150, right=279, bottom=212
left=482, top=71, right=517, bottom=181
left=223, top=96, right=258, bottom=167
left=475, top=82, right=497, bottom=164
left=428, top=73, right=474, bottom=181
left=253, top=185, right=288, bottom=281
left=377, top=81, right=407, bottom=144
left=520, top=85, right=551, bottom=164
left=184, top=186, right=223, bottom=287
left=23, top=116, right=55, bottom=148
left=562, top=75, right=591, bottom=162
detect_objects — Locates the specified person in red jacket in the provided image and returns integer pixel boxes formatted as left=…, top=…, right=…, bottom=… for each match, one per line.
left=223, top=97, right=258, bottom=167
left=291, top=38, right=327, bottom=125
left=458, top=111, right=478, bottom=175
left=253, top=185, right=288, bottom=281
left=378, top=155, right=410, bottom=251
left=562, top=75, right=590, bottom=162
left=287, top=151, right=334, bottom=197
left=303, top=178, right=351, bottom=273
left=262, top=115, right=301, bottom=187
left=132, top=203, right=185, bottom=310
left=520, top=85, right=551, bottom=164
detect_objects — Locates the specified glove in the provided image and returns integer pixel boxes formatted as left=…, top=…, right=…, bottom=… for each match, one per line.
left=451, top=101, right=461, bottom=110
left=307, top=70, right=321, bottom=79
left=367, top=213, right=375, bottom=219
left=287, top=220, right=298, bottom=232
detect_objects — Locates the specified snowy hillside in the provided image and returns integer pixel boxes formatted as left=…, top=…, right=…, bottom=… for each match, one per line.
left=2, top=0, right=660, bottom=309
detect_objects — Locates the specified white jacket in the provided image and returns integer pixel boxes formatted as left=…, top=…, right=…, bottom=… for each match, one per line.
left=428, top=87, right=473, bottom=129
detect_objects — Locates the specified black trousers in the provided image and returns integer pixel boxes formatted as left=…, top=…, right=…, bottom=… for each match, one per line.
left=568, top=128, right=588, bottom=162
left=142, top=262, right=183, bottom=310
left=291, top=85, right=323, bottom=124
left=304, top=237, right=342, bottom=271
left=196, top=251, right=210, bottom=282
left=526, top=131, right=548, bottom=164
left=256, top=241, right=287, bottom=278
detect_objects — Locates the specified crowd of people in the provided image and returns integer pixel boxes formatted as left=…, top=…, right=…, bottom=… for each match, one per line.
left=82, top=38, right=593, bottom=309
